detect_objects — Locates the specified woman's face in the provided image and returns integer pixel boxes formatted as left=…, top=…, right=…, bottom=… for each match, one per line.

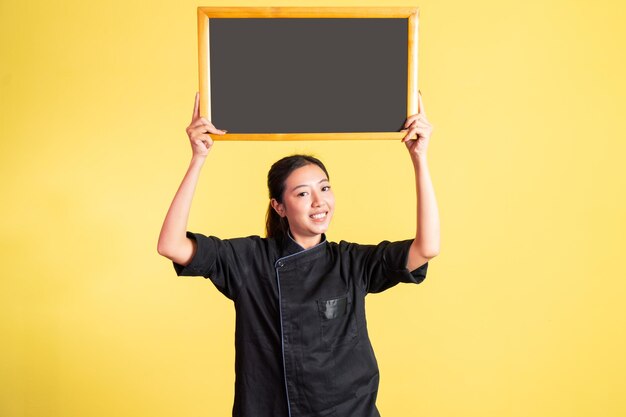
left=272, top=163, right=335, bottom=248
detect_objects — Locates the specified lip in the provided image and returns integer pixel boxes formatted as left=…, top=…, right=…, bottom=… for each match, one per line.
left=309, top=211, right=328, bottom=221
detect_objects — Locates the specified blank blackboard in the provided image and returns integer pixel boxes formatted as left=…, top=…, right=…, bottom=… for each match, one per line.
left=197, top=8, right=419, bottom=140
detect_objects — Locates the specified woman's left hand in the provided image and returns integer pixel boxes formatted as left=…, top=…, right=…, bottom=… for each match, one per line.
left=402, top=92, right=433, bottom=160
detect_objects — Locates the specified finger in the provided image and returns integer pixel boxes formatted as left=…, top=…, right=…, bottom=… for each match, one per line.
left=206, top=126, right=227, bottom=135
left=198, top=117, right=228, bottom=135
left=198, top=118, right=227, bottom=135
left=195, top=135, right=213, bottom=147
left=401, top=126, right=419, bottom=142
left=188, top=120, right=205, bottom=131
left=191, top=118, right=211, bottom=129
left=418, top=91, right=427, bottom=116
left=404, top=114, right=420, bottom=129
left=189, top=117, right=215, bottom=130
left=404, top=115, right=430, bottom=130
left=405, top=137, right=418, bottom=151
left=411, top=119, right=431, bottom=130
left=194, top=139, right=210, bottom=151
left=192, top=92, right=200, bottom=122
left=414, top=127, right=431, bottom=138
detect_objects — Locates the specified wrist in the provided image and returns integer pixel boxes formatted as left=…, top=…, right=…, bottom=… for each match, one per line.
left=190, top=154, right=207, bottom=166
left=411, top=154, right=428, bottom=166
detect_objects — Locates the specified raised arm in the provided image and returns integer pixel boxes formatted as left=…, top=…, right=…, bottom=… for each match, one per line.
left=401, top=93, right=440, bottom=271
left=157, top=92, right=226, bottom=266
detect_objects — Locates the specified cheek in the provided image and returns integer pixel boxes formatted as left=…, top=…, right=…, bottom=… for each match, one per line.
left=328, top=194, right=336, bottom=209
left=284, top=198, right=306, bottom=216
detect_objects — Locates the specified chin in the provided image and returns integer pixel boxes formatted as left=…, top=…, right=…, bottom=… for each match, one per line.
left=304, top=225, right=327, bottom=236
left=315, top=222, right=331, bottom=234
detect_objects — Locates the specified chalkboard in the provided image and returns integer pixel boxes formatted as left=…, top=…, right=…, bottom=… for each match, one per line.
left=197, top=8, right=419, bottom=141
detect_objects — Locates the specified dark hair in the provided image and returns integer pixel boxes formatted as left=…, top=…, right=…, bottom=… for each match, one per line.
left=265, top=154, right=330, bottom=239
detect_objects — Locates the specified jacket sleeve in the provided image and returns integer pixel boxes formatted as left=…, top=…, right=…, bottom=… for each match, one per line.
left=344, top=239, right=428, bottom=294
left=172, top=232, right=263, bottom=300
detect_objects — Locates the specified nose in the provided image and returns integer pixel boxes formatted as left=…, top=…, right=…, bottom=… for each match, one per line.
left=311, top=190, right=323, bottom=207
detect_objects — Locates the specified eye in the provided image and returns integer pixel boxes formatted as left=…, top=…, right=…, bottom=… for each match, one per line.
left=321, top=185, right=331, bottom=192
left=297, top=191, right=309, bottom=197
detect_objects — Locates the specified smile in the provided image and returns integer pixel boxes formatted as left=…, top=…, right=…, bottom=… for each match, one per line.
left=310, top=212, right=327, bottom=220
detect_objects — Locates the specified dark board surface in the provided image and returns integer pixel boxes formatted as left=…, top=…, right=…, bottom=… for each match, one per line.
left=209, top=18, right=408, bottom=133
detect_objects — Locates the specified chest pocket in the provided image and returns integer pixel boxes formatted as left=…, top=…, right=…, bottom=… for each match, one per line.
left=317, top=294, right=357, bottom=349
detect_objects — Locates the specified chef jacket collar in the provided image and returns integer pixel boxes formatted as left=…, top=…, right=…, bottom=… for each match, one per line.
left=282, top=229, right=327, bottom=257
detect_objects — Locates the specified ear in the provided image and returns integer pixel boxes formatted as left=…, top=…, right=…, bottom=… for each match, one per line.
left=270, top=198, right=286, bottom=218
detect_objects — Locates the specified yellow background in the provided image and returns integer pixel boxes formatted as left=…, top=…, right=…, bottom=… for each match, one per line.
left=1, top=0, right=625, bottom=416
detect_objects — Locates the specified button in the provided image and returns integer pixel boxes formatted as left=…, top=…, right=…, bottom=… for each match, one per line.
left=277, top=261, right=284, bottom=268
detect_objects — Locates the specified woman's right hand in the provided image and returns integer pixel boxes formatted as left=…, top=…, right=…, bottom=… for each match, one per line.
left=185, top=92, right=227, bottom=157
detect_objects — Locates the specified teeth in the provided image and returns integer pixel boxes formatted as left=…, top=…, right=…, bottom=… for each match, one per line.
left=310, top=212, right=326, bottom=220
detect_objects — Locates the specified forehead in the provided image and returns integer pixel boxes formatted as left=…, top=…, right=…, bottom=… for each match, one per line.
left=285, top=164, right=328, bottom=187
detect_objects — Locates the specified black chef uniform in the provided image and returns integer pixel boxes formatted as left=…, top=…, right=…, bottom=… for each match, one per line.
left=174, top=231, right=428, bottom=417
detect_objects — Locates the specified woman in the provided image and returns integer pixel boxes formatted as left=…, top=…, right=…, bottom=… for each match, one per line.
left=157, top=92, right=440, bottom=417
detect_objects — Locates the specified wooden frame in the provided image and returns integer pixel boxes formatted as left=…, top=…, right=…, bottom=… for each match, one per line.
left=197, top=7, right=419, bottom=141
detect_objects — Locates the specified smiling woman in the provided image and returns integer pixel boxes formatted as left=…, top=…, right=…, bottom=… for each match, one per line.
left=156, top=92, right=440, bottom=417
left=267, top=156, right=335, bottom=249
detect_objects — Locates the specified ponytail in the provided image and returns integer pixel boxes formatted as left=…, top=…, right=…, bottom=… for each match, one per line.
left=265, top=203, right=289, bottom=239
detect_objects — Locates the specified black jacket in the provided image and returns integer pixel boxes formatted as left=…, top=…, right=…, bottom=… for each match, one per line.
left=174, top=232, right=428, bottom=417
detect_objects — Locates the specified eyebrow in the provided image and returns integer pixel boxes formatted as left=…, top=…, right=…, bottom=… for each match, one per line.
left=290, top=178, right=329, bottom=192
